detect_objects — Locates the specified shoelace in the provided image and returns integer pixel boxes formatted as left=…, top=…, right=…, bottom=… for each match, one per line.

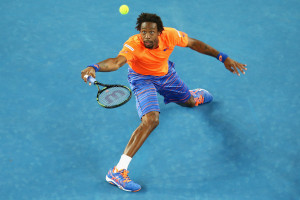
left=190, top=90, right=204, bottom=106
left=194, top=95, right=204, bottom=106
left=119, top=169, right=131, bottom=183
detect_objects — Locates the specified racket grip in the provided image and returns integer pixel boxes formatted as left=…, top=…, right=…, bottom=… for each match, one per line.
left=85, top=75, right=97, bottom=84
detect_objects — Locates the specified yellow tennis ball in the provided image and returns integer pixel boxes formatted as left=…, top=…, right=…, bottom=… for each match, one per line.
left=119, top=5, right=129, bottom=15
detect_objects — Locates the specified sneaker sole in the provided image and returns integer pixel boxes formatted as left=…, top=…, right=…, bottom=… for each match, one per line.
left=105, top=175, right=141, bottom=192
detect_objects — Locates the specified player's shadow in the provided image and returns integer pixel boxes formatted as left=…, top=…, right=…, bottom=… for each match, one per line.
left=198, top=101, right=256, bottom=166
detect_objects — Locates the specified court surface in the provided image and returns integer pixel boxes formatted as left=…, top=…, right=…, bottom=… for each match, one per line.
left=1, top=0, right=299, bottom=199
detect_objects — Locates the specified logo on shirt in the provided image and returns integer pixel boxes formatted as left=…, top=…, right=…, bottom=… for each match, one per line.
left=176, top=30, right=182, bottom=37
left=163, top=47, right=169, bottom=51
left=125, top=44, right=134, bottom=51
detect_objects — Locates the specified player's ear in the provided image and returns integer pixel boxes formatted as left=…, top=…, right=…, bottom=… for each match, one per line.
left=158, top=29, right=163, bottom=35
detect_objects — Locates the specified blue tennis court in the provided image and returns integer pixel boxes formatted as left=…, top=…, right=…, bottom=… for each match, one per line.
left=1, top=0, right=299, bottom=199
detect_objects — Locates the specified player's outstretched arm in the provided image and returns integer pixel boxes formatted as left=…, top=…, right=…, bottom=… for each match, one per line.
left=187, top=37, right=247, bottom=76
left=97, top=55, right=127, bottom=72
left=187, top=37, right=219, bottom=57
left=81, top=55, right=127, bottom=83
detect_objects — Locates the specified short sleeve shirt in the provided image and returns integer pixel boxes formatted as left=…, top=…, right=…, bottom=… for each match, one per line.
left=119, top=27, right=188, bottom=76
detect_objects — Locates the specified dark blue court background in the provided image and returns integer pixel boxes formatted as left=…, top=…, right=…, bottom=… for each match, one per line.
left=1, top=0, right=299, bottom=199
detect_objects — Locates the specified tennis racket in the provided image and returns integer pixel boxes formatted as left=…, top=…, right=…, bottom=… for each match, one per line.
left=84, top=75, right=132, bottom=108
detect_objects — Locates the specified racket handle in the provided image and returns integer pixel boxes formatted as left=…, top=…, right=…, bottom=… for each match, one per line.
left=84, top=75, right=97, bottom=84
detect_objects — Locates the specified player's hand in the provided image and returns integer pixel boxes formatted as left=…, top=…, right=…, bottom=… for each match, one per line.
left=81, top=67, right=96, bottom=85
left=224, top=57, right=247, bottom=76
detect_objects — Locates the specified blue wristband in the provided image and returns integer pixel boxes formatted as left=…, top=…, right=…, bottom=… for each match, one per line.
left=217, top=52, right=228, bottom=63
left=87, top=64, right=100, bottom=72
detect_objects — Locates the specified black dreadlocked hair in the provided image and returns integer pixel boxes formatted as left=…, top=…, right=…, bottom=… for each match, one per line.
left=135, top=13, right=164, bottom=33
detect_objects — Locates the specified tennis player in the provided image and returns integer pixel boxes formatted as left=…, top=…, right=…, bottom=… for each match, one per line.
left=81, top=13, right=247, bottom=192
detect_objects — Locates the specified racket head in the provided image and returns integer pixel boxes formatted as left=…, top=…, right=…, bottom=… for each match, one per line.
left=96, top=85, right=132, bottom=108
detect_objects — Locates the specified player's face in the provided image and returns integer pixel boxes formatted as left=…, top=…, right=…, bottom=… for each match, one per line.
left=140, top=22, right=159, bottom=49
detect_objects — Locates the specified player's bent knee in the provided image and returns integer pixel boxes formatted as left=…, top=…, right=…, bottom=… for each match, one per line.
left=186, top=98, right=196, bottom=107
left=178, top=96, right=195, bottom=107
left=142, top=111, right=159, bottom=128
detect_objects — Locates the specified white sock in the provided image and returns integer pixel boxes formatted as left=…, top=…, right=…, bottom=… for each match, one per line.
left=115, top=154, right=132, bottom=172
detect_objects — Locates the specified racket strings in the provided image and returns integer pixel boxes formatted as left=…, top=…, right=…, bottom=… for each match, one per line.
left=98, top=86, right=131, bottom=107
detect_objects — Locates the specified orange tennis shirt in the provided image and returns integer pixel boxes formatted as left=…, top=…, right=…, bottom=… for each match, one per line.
left=118, top=27, right=188, bottom=76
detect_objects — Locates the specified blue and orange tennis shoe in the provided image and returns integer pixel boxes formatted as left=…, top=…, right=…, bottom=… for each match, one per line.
left=106, top=167, right=141, bottom=192
left=190, top=88, right=213, bottom=106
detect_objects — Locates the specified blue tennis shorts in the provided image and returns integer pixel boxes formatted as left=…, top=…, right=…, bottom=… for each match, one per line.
left=128, top=61, right=191, bottom=118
